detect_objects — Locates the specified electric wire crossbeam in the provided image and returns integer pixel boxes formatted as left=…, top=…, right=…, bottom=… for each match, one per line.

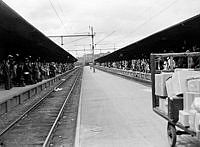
left=48, top=34, right=94, bottom=46
left=48, top=27, right=96, bottom=72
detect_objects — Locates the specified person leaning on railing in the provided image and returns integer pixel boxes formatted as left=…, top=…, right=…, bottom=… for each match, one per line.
left=191, top=46, right=200, bottom=68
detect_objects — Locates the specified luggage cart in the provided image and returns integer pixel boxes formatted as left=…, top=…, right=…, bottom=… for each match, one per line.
left=151, top=52, right=200, bottom=147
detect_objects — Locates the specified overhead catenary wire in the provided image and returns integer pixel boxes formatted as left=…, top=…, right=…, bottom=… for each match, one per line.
left=56, top=0, right=65, bottom=14
left=96, top=31, right=116, bottom=45
left=54, top=0, right=73, bottom=32
left=73, top=43, right=115, bottom=46
left=64, top=26, right=94, bottom=46
left=48, top=0, right=67, bottom=32
left=96, top=0, right=161, bottom=46
left=67, top=48, right=116, bottom=51
left=50, top=0, right=91, bottom=35
left=117, top=0, right=178, bottom=47
left=73, top=26, right=90, bottom=34
left=94, top=0, right=177, bottom=51
left=68, top=37, right=89, bottom=43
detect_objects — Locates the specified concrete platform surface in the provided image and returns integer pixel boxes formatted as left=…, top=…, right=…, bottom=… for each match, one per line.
left=75, top=67, right=200, bottom=147
left=0, top=79, right=49, bottom=104
left=0, top=71, right=66, bottom=104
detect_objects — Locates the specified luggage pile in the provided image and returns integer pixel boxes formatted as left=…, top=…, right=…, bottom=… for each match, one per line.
left=155, top=68, right=200, bottom=135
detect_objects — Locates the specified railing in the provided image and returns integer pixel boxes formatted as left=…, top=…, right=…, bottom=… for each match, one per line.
left=0, top=67, right=78, bottom=116
left=95, top=66, right=151, bottom=83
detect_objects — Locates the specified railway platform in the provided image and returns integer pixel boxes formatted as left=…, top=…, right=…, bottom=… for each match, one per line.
left=0, top=79, right=49, bottom=104
left=0, top=69, right=76, bottom=116
left=75, top=66, right=200, bottom=147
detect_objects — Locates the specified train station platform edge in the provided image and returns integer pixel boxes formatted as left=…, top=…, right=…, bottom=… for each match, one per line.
left=0, top=69, right=75, bottom=105
left=74, top=70, right=83, bottom=147
left=0, top=68, right=77, bottom=116
left=0, top=79, right=49, bottom=104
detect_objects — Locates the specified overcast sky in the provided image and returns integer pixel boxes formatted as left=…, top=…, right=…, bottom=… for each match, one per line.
left=3, top=0, right=200, bottom=57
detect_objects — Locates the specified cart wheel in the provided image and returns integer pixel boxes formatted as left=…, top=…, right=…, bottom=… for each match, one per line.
left=167, top=122, right=177, bottom=147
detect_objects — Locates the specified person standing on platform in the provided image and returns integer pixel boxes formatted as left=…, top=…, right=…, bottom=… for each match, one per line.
left=15, top=54, right=25, bottom=87
left=192, top=46, right=200, bottom=68
left=16, top=61, right=25, bottom=87
left=45, top=63, right=50, bottom=79
left=9, top=56, right=16, bottom=88
left=49, top=62, right=56, bottom=78
left=2, top=59, right=10, bottom=90
left=39, top=63, right=45, bottom=81
left=32, top=62, right=39, bottom=83
left=23, top=59, right=31, bottom=85
left=12, top=61, right=18, bottom=85
left=37, top=62, right=42, bottom=82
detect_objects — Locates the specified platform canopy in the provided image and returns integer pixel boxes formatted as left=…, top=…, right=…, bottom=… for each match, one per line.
left=0, top=1, right=77, bottom=63
left=95, top=14, right=200, bottom=63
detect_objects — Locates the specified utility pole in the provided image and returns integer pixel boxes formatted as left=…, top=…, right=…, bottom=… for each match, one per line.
left=61, top=36, right=64, bottom=45
left=91, top=26, right=95, bottom=73
left=48, top=27, right=96, bottom=72
left=83, top=47, right=86, bottom=66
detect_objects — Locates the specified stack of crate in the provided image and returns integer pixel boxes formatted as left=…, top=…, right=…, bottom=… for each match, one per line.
left=155, top=72, right=173, bottom=114
left=164, top=68, right=200, bottom=134
left=183, top=79, right=200, bottom=133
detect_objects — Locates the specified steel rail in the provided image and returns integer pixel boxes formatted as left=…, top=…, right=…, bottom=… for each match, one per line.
left=0, top=68, right=79, bottom=137
left=42, top=69, right=81, bottom=147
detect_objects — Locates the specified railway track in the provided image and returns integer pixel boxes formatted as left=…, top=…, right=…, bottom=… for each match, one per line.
left=0, top=67, right=83, bottom=147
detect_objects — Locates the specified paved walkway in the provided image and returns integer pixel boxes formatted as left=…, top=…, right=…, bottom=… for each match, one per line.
left=75, top=67, right=200, bottom=147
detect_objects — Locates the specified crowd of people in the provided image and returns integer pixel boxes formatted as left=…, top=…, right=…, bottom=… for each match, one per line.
left=157, top=47, right=200, bottom=70
left=102, top=58, right=150, bottom=73
left=0, top=54, right=74, bottom=90
left=101, top=46, right=200, bottom=73
left=130, top=59, right=150, bottom=73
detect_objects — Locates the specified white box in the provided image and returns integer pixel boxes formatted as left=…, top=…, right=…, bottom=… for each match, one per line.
left=155, top=73, right=173, bottom=96
left=196, top=131, right=200, bottom=140
left=164, top=98, right=168, bottom=114
left=195, top=112, right=200, bottom=132
left=171, top=70, right=200, bottom=95
left=155, top=74, right=161, bottom=95
left=166, top=78, right=175, bottom=97
left=179, top=110, right=190, bottom=127
left=159, top=98, right=168, bottom=114
left=188, top=79, right=200, bottom=93
left=183, top=92, right=200, bottom=111
left=189, top=110, right=196, bottom=131
left=159, top=98, right=165, bottom=111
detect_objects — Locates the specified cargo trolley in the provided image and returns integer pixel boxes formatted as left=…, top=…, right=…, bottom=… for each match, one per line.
left=151, top=52, right=200, bottom=147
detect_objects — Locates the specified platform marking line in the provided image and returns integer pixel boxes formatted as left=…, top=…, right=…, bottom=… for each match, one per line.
left=74, top=70, right=84, bottom=147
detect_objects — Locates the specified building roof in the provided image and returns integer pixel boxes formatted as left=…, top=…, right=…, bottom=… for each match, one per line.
left=0, top=1, right=77, bottom=63
left=95, top=14, right=200, bottom=62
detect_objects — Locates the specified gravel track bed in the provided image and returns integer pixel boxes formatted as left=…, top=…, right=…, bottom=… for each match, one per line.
left=49, top=69, right=82, bottom=147
left=0, top=68, right=81, bottom=147
left=0, top=69, right=77, bottom=133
